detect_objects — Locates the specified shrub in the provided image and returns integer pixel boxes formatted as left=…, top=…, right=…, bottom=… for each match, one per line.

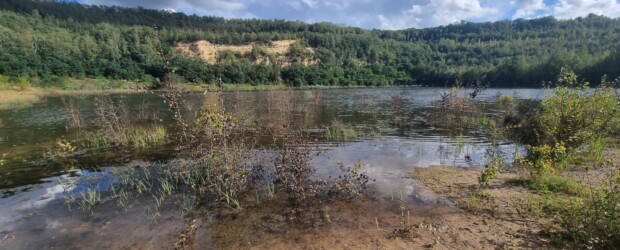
left=553, top=169, right=620, bottom=248
left=539, top=68, right=618, bottom=151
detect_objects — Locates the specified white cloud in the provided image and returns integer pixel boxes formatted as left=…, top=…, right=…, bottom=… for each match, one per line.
left=379, top=0, right=498, bottom=29
left=83, top=0, right=247, bottom=13
left=79, top=0, right=620, bottom=30
left=553, top=0, right=620, bottom=18
left=301, top=0, right=319, bottom=8
left=512, top=0, right=547, bottom=19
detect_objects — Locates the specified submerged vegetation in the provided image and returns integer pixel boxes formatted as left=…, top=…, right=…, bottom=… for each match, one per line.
left=325, top=119, right=358, bottom=141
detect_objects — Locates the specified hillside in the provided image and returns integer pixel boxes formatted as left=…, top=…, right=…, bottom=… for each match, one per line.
left=0, top=0, right=619, bottom=87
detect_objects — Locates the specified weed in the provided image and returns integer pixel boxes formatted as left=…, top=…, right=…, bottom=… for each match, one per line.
left=467, top=188, right=493, bottom=209
left=79, top=188, right=101, bottom=215
left=498, top=95, right=514, bottom=108
left=62, top=96, right=83, bottom=130
left=425, top=82, right=491, bottom=133
left=587, top=137, right=606, bottom=163
left=325, top=119, right=358, bottom=141
left=0, top=153, right=6, bottom=167
left=81, top=125, right=167, bottom=149
left=389, top=191, right=415, bottom=240
left=329, top=161, right=372, bottom=198
left=529, top=174, right=586, bottom=196
left=479, top=140, right=504, bottom=186
left=553, top=168, right=620, bottom=248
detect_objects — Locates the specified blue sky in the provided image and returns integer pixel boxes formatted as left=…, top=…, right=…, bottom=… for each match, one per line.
left=78, top=0, right=620, bottom=29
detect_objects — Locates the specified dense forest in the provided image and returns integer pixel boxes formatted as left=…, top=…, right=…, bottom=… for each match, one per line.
left=1, top=0, right=619, bottom=88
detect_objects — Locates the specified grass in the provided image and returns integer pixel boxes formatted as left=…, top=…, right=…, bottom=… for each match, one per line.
left=0, top=90, right=44, bottom=109
left=325, top=120, right=358, bottom=141
left=508, top=174, right=586, bottom=196
left=79, top=188, right=101, bottom=215
left=498, top=95, right=514, bottom=108
left=82, top=125, right=167, bottom=149
left=530, top=174, right=586, bottom=196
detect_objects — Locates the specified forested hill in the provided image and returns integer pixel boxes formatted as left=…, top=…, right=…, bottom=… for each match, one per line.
left=1, top=0, right=619, bottom=88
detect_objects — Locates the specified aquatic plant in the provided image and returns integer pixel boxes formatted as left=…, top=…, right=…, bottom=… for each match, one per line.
left=62, top=96, right=83, bottom=130
left=425, top=82, right=492, bottom=133
left=79, top=188, right=101, bottom=215
left=81, top=125, right=167, bottom=149
left=498, top=95, right=514, bottom=108
left=325, top=119, right=358, bottom=141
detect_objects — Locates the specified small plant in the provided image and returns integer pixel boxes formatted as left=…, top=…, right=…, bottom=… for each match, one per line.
left=330, top=161, right=372, bottom=198
left=389, top=191, right=415, bottom=240
left=518, top=142, right=568, bottom=178
left=426, top=82, right=491, bottom=133
left=587, top=137, right=606, bottom=163
left=45, top=139, right=77, bottom=161
left=553, top=167, right=620, bottom=248
left=273, top=134, right=324, bottom=205
left=325, top=119, right=357, bottom=141
left=0, top=153, right=6, bottom=167
left=538, top=69, right=618, bottom=151
left=79, top=188, right=101, bottom=215
left=498, top=95, right=514, bottom=108
left=478, top=135, right=504, bottom=186
left=62, top=97, right=83, bottom=130
left=467, top=188, right=494, bottom=209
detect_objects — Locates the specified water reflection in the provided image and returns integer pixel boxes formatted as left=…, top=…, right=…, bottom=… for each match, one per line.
left=0, top=88, right=546, bottom=189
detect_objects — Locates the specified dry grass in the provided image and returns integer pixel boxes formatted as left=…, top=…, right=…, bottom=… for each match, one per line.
left=0, top=88, right=146, bottom=110
left=0, top=90, right=44, bottom=109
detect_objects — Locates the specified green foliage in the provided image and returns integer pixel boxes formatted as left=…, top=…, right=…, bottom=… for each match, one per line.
left=1, top=1, right=620, bottom=87
left=538, top=68, right=619, bottom=151
left=552, top=171, right=620, bottom=248
left=519, top=143, right=568, bottom=176
left=508, top=70, right=618, bottom=177
left=587, top=137, right=606, bottom=163
left=325, top=119, right=358, bottom=141
left=498, top=95, right=514, bottom=108
left=479, top=139, right=503, bottom=186
left=529, top=174, right=585, bottom=196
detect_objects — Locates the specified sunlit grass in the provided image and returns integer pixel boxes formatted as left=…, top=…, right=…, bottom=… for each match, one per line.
left=326, top=120, right=358, bottom=141
left=0, top=91, right=44, bottom=109
left=82, top=125, right=167, bottom=149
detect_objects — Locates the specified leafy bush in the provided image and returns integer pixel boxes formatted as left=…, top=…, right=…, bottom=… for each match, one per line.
left=553, top=169, right=620, bottom=248
left=539, top=69, right=618, bottom=151
left=506, top=69, right=618, bottom=153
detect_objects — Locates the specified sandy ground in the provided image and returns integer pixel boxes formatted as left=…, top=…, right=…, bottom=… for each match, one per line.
left=181, top=166, right=557, bottom=249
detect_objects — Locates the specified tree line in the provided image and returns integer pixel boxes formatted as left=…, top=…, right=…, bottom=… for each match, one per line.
left=0, top=0, right=619, bottom=88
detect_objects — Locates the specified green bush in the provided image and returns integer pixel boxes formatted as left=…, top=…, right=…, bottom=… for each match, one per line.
left=554, top=172, right=620, bottom=248
left=539, top=69, right=618, bottom=151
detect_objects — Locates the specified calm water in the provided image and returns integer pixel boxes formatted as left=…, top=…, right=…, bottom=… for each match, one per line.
left=0, top=87, right=553, bottom=249
left=0, top=88, right=548, bottom=190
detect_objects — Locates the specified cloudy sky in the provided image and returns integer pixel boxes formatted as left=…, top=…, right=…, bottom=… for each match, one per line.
left=78, top=0, right=620, bottom=29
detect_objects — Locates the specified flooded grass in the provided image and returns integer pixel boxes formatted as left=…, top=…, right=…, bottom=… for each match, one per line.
left=0, top=91, right=44, bottom=109
left=325, top=119, right=358, bottom=141
left=81, top=125, right=167, bottom=149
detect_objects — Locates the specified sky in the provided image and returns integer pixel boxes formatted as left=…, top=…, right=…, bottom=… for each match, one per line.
left=78, top=0, right=620, bottom=29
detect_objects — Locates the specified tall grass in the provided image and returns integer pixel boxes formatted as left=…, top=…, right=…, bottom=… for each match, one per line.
left=82, top=125, right=167, bottom=149
left=0, top=91, right=43, bottom=109
left=325, top=119, right=358, bottom=141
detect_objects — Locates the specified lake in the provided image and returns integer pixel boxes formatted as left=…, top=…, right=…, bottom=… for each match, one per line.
left=0, top=87, right=549, bottom=248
